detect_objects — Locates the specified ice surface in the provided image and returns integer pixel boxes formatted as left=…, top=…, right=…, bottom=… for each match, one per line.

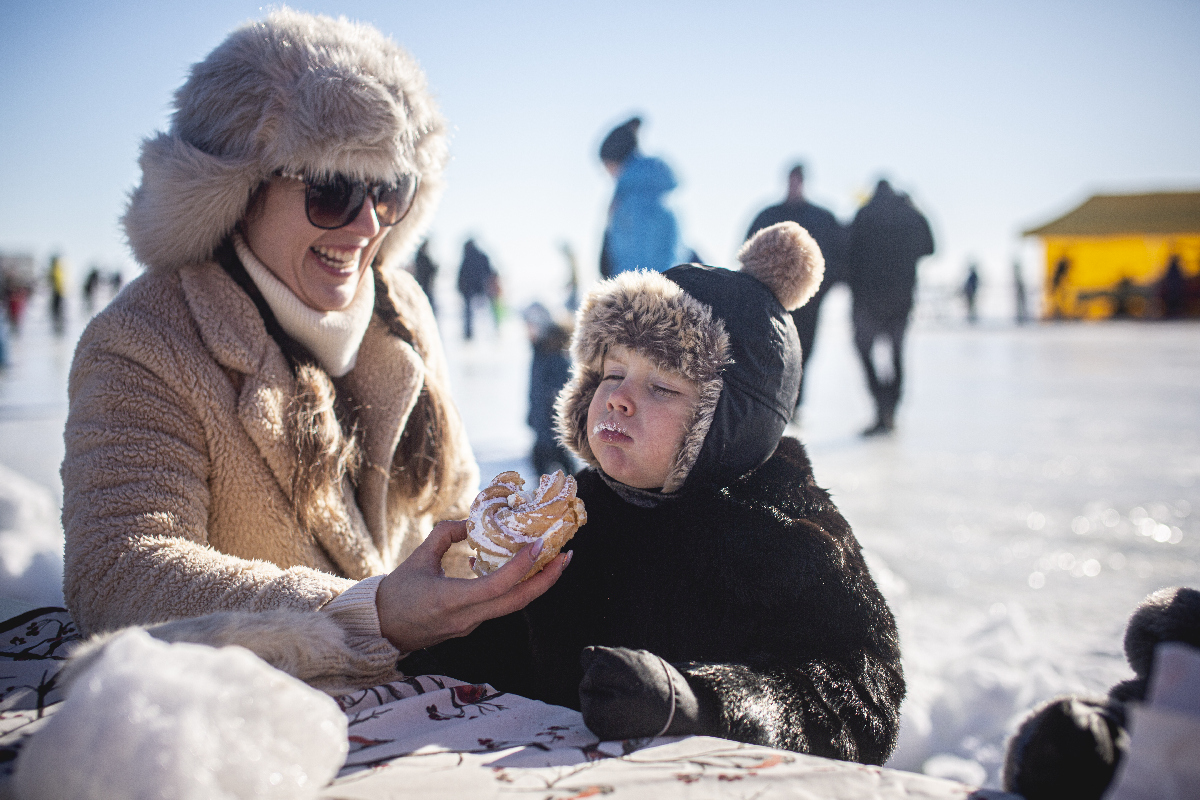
left=2, top=286, right=1197, bottom=790
left=13, top=628, right=348, bottom=800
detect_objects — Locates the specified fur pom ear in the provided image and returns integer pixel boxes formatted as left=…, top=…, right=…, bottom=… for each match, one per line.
left=738, top=221, right=825, bottom=311
left=1123, top=586, right=1200, bottom=678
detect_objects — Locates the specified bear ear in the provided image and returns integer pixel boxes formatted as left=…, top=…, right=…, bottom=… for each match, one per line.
left=1123, top=587, right=1200, bottom=678
left=737, top=221, right=825, bottom=311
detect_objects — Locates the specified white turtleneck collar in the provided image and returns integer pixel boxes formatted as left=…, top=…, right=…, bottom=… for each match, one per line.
left=233, top=233, right=375, bottom=378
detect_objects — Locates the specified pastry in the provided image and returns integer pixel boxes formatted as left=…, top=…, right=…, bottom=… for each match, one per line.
left=466, top=470, right=586, bottom=579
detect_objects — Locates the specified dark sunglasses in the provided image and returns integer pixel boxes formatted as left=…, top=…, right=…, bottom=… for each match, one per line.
left=291, top=173, right=419, bottom=230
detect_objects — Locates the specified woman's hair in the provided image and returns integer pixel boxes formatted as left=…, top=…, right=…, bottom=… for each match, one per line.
left=286, top=271, right=462, bottom=529
left=290, top=364, right=363, bottom=535
left=372, top=275, right=461, bottom=515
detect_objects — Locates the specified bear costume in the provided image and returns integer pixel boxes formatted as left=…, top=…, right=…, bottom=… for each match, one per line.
left=414, top=223, right=905, bottom=764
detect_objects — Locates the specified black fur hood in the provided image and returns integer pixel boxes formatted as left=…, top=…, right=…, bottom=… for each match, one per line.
left=556, top=222, right=824, bottom=492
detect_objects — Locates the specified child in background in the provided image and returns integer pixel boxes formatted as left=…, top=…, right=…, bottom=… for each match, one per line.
left=522, top=302, right=574, bottom=476
left=425, top=222, right=904, bottom=764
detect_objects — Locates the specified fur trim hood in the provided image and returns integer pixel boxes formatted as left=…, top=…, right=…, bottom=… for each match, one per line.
left=557, top=221, right=823, bottom=492
left=123, top=7, right=447, bottom=272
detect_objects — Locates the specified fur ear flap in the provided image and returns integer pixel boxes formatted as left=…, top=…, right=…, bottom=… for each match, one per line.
left=737, top=221, right=824, bottom=311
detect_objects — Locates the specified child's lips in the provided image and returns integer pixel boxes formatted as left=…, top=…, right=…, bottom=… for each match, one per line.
left=592, top=420, right=632, bottom=444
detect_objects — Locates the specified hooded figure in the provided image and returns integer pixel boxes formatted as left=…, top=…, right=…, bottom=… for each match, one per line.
left=421, top=223, right=905, bottom=764
left=599, top=117, right=681, bottom=277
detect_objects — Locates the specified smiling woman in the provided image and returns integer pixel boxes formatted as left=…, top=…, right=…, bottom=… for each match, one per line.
left=59, top=8, right=568, bottom=692
left=242, top=175, right=391, bottom=313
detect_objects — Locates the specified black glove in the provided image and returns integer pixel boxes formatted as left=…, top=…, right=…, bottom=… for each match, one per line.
left=578, top=645, right=703, bottom=740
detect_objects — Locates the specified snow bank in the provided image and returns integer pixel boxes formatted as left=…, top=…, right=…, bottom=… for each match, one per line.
left=0, top=463, right=63, bottom=607
left=13, top=629, right=348, bottom=800
left=870, top=551, right=1097, bottom=786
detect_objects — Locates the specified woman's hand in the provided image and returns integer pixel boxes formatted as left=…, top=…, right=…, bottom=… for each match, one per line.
left=374, top=520, right=570, bottom=653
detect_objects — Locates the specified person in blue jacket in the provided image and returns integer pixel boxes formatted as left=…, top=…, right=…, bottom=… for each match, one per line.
left=599, top=117, right=680, bottom=277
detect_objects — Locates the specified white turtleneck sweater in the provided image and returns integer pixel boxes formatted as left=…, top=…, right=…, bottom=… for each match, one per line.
left=233, top=234, right=375, bottom=378
left=232, top=234, right=388, bottom=642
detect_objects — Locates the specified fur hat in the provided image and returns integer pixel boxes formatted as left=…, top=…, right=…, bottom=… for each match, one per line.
left=556, top=221, right=824, bottom=492
left=123, top=7, right=447, bottom=272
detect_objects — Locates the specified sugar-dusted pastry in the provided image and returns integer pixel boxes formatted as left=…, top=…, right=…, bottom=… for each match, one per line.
left=466, top=470, right=586, bottom=580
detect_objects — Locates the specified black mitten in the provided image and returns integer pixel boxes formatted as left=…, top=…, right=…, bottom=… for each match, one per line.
left=578, top=646, right=703, bottom=740
left=1002, top=696, right=1128, bottom=800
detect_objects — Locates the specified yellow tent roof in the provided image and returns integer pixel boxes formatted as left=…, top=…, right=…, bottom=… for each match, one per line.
left=1023, top=191, right=1200, bottom=237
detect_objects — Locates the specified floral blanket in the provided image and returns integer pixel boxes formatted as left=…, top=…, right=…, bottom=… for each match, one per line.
left=0, top=608, right=1014, bottom=799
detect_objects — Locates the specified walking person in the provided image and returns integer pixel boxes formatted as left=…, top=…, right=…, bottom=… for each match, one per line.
left=746, top=164, right=846, bottom=412
left=522, top=302, right=574, bottom=477
left=1014, top=260, right=1030, bottom=324
left=457, top=238, right=495, bottom=340
left=61, top=9, right=567, bottom=690
left=598, top=117, right=680, bottom=277
left=962, top=262, right=980, bottom=324
left=48, top=253, right=67, bottom=335
left=846, top=180, right=934, bottom=436
left=411, top=239, right=438, bottom=316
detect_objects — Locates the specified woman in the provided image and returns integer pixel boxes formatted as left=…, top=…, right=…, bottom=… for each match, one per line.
left=61, top=9, right=565, bottom=690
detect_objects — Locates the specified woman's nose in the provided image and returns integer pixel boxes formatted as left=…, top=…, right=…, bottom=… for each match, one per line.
left=344, top=196, right=382, bottom=236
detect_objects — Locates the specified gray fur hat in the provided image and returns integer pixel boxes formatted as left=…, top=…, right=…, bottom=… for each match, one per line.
left=556, top=222, right=824, bottom=492
left=123, top=7, right=447, bottom=272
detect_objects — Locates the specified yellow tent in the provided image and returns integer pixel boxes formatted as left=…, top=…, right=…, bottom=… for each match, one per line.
left=1023, top=191, right=1200, bottom=319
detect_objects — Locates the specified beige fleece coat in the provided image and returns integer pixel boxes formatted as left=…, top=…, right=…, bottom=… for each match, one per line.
left=62, top=258, right=478, bottom=679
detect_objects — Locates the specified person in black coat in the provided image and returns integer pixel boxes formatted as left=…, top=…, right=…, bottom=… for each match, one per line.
left=457, top=238, right=495, bottom=340
left=746, top=164, right=847, bottom=411
left=846, top=180, right=934, bottom=435
left=411, top=239, right=438, bottom=316
left=419, top=222, right=904, bottom=764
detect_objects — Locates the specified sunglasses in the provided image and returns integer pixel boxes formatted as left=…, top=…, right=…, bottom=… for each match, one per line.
left=289, top=173, right=419, bottom=230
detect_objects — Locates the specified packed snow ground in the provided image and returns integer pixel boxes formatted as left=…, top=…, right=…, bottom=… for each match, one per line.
left=1, top=285, right=1196, bottom=789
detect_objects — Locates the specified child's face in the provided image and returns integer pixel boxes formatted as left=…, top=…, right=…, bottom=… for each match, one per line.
left=586, top=345, right=701, bottom=489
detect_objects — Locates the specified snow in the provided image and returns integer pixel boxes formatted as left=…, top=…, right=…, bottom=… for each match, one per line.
left=12, top=628, right=348, bottom=800
left=1, top=286, right=1197, bottom=790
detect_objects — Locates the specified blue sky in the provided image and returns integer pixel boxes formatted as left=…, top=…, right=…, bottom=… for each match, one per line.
left=2, top=0, right=1198, bottom=307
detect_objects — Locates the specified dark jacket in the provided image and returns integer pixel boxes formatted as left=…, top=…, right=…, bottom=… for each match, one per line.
left=527, top=325, right=571, bottom=446
left=423, top=437, right=905, bottom=764
left=604, top=154, right=680, bottom=276
left=747, top=201, right=847, bottom=285
left=456, top=239, right=494, bottom=298
left=846, top=183, right=934, bottom=315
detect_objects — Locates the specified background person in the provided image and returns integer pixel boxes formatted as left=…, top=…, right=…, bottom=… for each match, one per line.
left=48, top=254, right=67, bottom=335
left=746, top=163, right=846, bottom=412
left=522, top=301, right=574, bottom=477
left=846, top=179, right=935, bottom=436
left=962, top=261, right=980, bottom=323
left=456, top=237, right=495, bottom=340
left=61, top=9, right=567, bottom=690
left=411, top=239, right=438, bottom=316
left=598, top=117, right=680, bottom=277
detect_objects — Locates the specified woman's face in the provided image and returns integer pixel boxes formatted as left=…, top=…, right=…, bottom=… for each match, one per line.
left=586, top=345, right=701, bottom=489
left=242, top=177, right=389, bottom=312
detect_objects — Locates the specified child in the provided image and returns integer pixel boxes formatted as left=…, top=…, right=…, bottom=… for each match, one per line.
left=423, top=222, right=904, bottom=764
left=522, top=302, right=575, bottom=476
